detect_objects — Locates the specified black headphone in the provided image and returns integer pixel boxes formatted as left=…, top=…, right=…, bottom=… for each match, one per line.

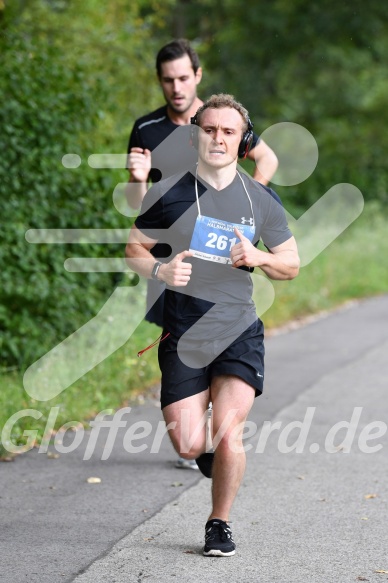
left=190, top=112, right=254, bottom=159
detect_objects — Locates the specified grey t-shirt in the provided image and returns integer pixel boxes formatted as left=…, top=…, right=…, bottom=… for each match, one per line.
left=135, top=168, right=293, bottom=341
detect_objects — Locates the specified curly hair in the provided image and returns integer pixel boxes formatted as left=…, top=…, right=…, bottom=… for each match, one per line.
left=194, top=94, right=250, bottom=133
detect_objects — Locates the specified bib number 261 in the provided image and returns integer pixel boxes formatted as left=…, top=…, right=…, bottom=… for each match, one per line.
left=205, top=233, right=237, bottom=251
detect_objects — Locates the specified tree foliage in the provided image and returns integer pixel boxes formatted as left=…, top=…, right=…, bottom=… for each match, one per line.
left=180, top=0, right=388, bottom=209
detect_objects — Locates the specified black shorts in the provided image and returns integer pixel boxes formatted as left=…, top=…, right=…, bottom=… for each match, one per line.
left=158, top=319, right=265, bottom=409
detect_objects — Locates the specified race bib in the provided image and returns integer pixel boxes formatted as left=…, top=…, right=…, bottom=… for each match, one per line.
left=189, top=215, right=255, bottom=264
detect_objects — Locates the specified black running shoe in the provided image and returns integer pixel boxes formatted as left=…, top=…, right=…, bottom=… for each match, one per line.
left=203, top=519, right=236, bottom=557
left=195, top=452, right=214, bottom=478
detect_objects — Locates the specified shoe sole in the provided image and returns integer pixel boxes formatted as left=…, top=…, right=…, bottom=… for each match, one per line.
left=174, top=463, right=199, bottom=470
left=203, top=549, right=236, bottom=557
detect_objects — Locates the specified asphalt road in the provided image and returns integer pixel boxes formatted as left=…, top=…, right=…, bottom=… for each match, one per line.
left=1, top=295, right=387, bottom=583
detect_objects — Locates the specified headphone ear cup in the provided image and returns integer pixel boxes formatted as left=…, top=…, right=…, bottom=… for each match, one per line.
left=238, top=117, right=254, bottom=159
left=238, top=129, right=254, bottom=159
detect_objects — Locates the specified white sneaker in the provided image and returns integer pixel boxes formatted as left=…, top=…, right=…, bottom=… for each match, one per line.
left=175, top=457, right=199, bottom=470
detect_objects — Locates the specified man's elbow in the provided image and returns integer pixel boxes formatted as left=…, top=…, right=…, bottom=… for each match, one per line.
left=286, top=257, right=300, bottom=280
left=287, top=266, right=299, bottom=280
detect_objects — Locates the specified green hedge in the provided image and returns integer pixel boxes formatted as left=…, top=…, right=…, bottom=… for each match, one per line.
left=0, top=27, right=128, bottom=368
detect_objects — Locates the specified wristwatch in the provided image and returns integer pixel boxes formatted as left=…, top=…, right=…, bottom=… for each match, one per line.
left=151, top=261, right=162, bottom=280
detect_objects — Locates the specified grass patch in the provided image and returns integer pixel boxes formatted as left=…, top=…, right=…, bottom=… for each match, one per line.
left=0, top=319, right=161, bottom=458
left=1, top=202, right=387, bottom=458
left=262, top=201, right=388, bottom=327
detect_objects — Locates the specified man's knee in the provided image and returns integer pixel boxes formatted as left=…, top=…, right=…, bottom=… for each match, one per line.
left=166, top=424, right=205, bottom=458
left=170, top=434, right=204, bottom=459
left=213, top=421, right=246, bottom=453
left=178, top=446, right=203, bottom=460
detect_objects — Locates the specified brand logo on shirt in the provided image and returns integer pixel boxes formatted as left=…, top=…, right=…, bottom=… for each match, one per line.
left=241, top=217, right=254, bottom=225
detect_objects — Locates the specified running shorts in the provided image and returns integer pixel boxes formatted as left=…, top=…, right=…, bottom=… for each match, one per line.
left=158, top=319, right=265, bottom=409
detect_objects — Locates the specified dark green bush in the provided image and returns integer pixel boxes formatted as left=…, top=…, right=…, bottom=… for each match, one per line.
left=0, top=27, right=128, bottom=368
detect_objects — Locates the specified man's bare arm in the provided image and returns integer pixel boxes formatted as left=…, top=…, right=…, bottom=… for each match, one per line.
left=247, top=139, right=278, bottom=185
left=125, top=226, right=193, bottom=286
left=230, top=228, right=300, bottom=280
left=126, top=148, right=152, bottom=209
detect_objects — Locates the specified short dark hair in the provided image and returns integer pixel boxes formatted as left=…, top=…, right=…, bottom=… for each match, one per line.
left=156, top=39, right=200, bottom=77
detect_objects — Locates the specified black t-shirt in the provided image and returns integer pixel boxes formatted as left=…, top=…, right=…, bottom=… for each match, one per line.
left=135, top=169, right=292, bottom=339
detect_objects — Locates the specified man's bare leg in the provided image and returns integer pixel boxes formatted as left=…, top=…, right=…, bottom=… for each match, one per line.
left=209, top=375, right=255, bottom=522
left=162, top=390, right=210, bottom=459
